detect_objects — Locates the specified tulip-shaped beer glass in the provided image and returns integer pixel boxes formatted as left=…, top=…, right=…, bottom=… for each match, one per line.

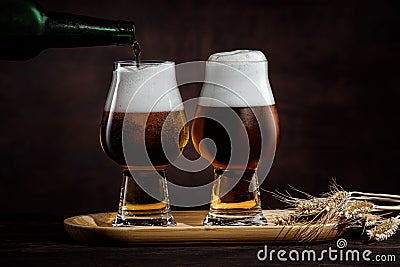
left=100, top=61, right=189, bottom=226
left=192, top=50, right=279, bottom=226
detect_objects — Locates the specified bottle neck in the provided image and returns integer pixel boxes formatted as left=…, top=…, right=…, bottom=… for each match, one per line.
left=43, top=12, right=136, bottom=48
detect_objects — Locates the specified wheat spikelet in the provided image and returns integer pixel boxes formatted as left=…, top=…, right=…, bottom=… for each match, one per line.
left=366, top=216, right=400, bottom=241
left=342, top=200, right=374, bottom=221
left=295, top=191, right=350, bottom=221
left=360, top=213, right=381, bottom=227
left=273, top=215, right=296, bottom=226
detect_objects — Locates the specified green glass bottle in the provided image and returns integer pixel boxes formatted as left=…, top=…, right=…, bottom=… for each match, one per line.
left=0, top=0, right=138, bottom=60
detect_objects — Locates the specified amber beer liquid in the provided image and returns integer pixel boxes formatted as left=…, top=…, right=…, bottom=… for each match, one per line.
left=192, top=105, right=279, bottom=170
left=100, top=111, right=188, bottom=169
left=193, top=50, right=280, bottom=226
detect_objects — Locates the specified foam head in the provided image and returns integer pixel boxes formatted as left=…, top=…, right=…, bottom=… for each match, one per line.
left=199, top=50, right=275, bottom=107
left=208, top=50, right=267, bottom=62
left=104, top=61, right=183, bottom=113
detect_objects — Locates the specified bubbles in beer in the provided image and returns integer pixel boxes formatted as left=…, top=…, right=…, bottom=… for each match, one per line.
left=100, top=110, right=188, bottom=168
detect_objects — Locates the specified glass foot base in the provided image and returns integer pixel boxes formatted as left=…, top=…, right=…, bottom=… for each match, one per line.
left=113, top=212, right=176, bottom=227
left=203, top=210, right=267, bottom=226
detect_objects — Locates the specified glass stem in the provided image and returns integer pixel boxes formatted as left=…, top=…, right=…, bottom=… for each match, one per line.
left=204, top=169, right=267, bottom=226
left=113, top=168, right=175, bottom=226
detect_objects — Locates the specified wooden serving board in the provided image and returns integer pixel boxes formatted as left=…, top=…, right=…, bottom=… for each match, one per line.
left=64, top=210, right=344, bottom=244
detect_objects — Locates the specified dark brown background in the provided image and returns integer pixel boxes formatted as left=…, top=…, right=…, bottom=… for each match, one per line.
left=0, top=0, right=399, bottom=216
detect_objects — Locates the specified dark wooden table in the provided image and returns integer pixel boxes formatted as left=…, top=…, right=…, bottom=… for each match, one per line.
left=1, top=214, right=399, bottom=266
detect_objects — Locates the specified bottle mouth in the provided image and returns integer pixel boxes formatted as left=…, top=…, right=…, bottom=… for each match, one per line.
left=117, top=21, right=135, bottom=32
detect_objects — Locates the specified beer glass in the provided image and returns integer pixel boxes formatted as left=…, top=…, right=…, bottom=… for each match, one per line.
left=192, top=50, right=279, bottom=226
left=100, top=61, right=189, bottom=226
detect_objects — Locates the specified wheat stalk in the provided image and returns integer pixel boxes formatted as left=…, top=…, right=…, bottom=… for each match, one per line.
left=268, top=180, right=400, bottom=242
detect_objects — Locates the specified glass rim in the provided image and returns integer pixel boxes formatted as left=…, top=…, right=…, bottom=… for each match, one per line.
left=113, top=60, right=175, bottom=70
left=207, top=59, right=268, bottom=63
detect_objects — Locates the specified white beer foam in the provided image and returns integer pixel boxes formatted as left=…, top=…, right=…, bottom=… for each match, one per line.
left=208, top=50, right=267, bottom=62
left=104, top=62, right=184, bottom=112
left=199, top=50, right=275, bottom=107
